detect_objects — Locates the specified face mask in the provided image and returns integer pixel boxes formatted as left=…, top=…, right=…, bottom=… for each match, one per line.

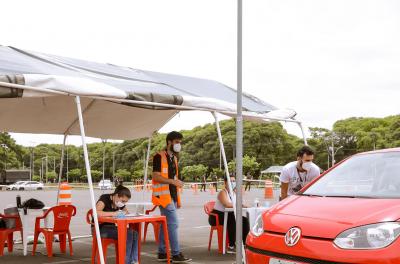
left=302, top=161, right=313, bottom=171
left=173, top=143, right=181, bottom=153
left=115, top=201, right=125, bottom=208
left=230, top=182, right=236, bottom=190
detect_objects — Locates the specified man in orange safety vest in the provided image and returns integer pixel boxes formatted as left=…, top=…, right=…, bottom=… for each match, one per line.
left=152, top=131, right=192, bottom=263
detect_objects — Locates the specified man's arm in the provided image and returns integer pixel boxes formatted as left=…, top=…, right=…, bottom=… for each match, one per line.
left=152, top=171, right=183, bottom=188
left=279, top=166, right=289, bottom=200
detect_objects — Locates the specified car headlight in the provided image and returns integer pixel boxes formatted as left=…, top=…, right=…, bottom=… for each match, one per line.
left=334, top=222, right=400, bottom=249
left=251, top=214, right=264, bottom=237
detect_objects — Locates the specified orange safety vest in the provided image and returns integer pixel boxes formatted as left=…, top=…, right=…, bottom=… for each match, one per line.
left=152, top=151, right=181, bottom=208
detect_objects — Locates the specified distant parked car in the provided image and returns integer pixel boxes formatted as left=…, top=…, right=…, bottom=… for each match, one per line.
left=6, top=181, right=44, bottom=191
left=98, top=179, right=113, bottom=190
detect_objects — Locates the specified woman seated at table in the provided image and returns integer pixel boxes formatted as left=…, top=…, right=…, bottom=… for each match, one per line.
left=208, top=176, right=250, bottom=252
left=96, top=185, right=138, bottom=264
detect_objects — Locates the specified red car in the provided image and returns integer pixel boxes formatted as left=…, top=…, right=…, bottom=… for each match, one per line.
left=246, top=148, right=400, bottom=264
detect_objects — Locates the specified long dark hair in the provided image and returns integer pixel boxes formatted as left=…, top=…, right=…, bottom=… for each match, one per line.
left=112, top=185, right=131, bottom=199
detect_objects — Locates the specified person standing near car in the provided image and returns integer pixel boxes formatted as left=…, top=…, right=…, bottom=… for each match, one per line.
left=280, top=146, right=320, bottom=200
left=152, top=131, right=192, bottom=263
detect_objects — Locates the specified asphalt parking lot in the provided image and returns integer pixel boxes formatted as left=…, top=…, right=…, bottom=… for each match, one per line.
left=0, top=185, right=279, bottom=263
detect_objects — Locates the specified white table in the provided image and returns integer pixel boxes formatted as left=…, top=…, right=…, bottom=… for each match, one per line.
left=222, top=207, right=269, bottom=254
left=18, top=207, right=50, bottom=256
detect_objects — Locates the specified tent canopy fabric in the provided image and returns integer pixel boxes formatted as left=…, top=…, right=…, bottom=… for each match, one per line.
left=261, top=165, right=284, bottom=174
left=0, top=45, right=296, bottom=140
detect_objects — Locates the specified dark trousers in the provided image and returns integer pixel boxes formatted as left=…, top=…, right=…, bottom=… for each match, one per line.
left=208, top=209, right=249, bottom=247
left=245, top=181, right=251, bottom=191
left=201, top=183, right=206, bottom=192
left=213, top=182, right=218, bottom=192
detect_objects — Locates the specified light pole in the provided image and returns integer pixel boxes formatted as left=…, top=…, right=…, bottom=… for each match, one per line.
left=66, top=145, right=69, bottom=182
left=102, top=139, right=107, bottom=182
left=1, top=144, right=8, bottom=170
left=329, top=144, right=343, bottom=167
left=112, top=150, right=116, bottom=183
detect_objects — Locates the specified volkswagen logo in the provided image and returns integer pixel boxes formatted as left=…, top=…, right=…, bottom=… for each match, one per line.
left=285, top=227, right=301, bottom=247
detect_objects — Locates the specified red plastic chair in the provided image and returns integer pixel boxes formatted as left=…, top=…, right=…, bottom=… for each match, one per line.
left=86, top=209, right=119, bottom=264
left=143, top=205, right=160, bottom=244
left=0, top=213, right=23, bottom=256
left=32, top=205, right=76, bottom=257
left=204, top=201, right=228, bottom=254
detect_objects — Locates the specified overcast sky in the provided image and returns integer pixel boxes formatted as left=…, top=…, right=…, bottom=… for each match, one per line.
left=2, top=0, right=400, bottom=146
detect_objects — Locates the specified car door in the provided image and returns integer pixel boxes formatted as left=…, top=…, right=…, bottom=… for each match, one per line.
left=24, top=182, right=32, bottom=190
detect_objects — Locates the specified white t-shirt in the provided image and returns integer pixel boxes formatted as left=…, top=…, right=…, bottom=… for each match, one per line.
left=279, top=161, right=320, bottom=196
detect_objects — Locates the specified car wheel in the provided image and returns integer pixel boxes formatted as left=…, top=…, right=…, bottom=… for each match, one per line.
left=37, top=187, right=43, bottom=190
left=19, top=187, right=24, bottom=191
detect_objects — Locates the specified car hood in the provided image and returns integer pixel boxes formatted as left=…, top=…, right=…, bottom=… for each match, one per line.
left=264, top=195, right=400, bottom=239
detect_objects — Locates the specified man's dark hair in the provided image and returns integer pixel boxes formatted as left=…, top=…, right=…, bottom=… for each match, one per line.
left=297, top=146, right=314, bottom=158
left=166, top=131, right=183, bottom=144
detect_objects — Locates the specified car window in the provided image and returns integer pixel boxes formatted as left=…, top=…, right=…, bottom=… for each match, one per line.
left=303, top=151, right=400, bottom=198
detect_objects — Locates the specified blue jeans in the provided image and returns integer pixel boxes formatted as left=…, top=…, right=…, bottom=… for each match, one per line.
left=100, top=225, right=138, bottom=264
left=158, top=202, right=180, bottom=256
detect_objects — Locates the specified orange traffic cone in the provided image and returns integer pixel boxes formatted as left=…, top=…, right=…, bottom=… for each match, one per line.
left=58, top=182, right=72, bottom=205
left=264, top=180, right=274, bottom=199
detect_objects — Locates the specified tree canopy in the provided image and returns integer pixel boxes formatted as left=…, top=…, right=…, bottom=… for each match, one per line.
left=1, top=115, right=398, bottom=183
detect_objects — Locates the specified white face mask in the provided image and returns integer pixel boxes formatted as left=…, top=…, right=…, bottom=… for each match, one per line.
left=230, top=181, right=236, bottom=190
left=302, top=161, right=313, bottom=171
left=173, top=143, right=181, bottom=153
left=115, top=201, right=125, bottom=208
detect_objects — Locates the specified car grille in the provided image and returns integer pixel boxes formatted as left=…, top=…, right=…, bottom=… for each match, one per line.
left=246, top=246, right=353, bottom=264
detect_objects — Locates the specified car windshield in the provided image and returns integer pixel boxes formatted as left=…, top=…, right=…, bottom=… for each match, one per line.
left=303, top=151, right=400, bottom=198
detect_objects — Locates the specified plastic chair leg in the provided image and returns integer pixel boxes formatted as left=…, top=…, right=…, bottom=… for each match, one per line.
left=7, top=232, right=13, bottom=252
left=67, top=231, right=73, bottom=256
left=208, top=228, right=213, bottom=251
left=32, top=231, right=40, bottom=256
left=217, top=227, right=224, bottom=254
left=59, top=234, right=67, bottom=253
left=45, top=233, right=54, bottom=257
left=0, top=232, right=7, bottom=256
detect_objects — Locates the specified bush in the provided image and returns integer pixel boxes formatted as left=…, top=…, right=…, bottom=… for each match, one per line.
left=68, top=168, right=81, bottom=182
left=32, top=175, right=40, bottom=182
left=80, top=169, right=102, bottom=182
left=115, top=169, right=132, bottom=182
left=46, top=171, right=57, bottom=183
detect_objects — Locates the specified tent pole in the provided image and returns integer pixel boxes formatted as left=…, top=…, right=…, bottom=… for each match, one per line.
left=236, top=0, right=245, bottom=262
left=298, top=121, right=308, bottom=145
left=75, top=96, right=105, bottom=264
left=142, top=136, right=152, bottom=200
left=56, top=134, right=67, bottom=205
left=212, top=112, right=236, bottom=211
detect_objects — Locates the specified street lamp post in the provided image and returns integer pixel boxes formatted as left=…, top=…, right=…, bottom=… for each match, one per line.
left=1, top=144, right=8, bottom=170
left=329, top=144, right=343, bottom=167
left=102, top=139, right=107, bottom=182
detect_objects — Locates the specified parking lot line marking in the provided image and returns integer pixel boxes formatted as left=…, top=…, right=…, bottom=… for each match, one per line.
left=193, top=225, right=209, bottom=229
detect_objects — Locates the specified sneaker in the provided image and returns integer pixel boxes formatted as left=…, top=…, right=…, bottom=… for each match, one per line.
left=172, top=252, right=192, bottom=263
left=227, top=245, right=236, bottom=254
left=158, top=253, right=168, bottom=262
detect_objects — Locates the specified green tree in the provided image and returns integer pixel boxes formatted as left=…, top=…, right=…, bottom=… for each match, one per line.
left=68, top=168, right=81, bottom=182
left=181, top=164, right=207, bottom=181
left=115, top=169, right=132, bottom=182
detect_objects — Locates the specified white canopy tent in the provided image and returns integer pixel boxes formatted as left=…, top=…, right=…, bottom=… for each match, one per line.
left=0, top=45, right=307, bottom=263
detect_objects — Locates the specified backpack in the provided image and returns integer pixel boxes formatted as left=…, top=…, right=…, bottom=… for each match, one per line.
left=22, top=198, right=45, bottom=209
